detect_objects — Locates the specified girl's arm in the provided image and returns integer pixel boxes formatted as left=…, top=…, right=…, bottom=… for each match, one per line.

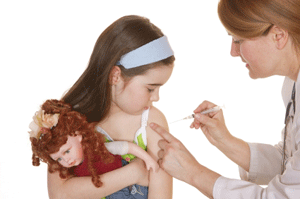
left=48, top=158, right=148, bottom=199
left=105, top=141, right=159, bottom=172
left=146, top=107, right=173, bottom=199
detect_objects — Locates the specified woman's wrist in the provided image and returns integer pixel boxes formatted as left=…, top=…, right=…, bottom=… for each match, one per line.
left=190, top=163, right=221, bottom=198
left=215, top=132, right=235, bottom=152
left=215, top=134, right=250, bottom=171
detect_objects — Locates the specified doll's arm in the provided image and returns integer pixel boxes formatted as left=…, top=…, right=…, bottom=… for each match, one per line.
left=105, top=141, right=159, bottom=172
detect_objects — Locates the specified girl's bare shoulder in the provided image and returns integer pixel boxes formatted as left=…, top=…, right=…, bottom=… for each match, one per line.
left=148, top=106, right=168, bottom=129
left=146, top=106, right=169, bottom=150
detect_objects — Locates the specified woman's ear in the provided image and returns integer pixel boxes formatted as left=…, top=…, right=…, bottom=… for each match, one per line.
left=271, top=26, right=289, bottom=50
left=110, top=66, right=122, bottom=85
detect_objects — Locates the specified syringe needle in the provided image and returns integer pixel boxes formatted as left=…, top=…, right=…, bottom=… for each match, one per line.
left=169, top=119, right=182, bottom=124
left=169, top=114, right=194, bottom=124
left=169, top=105, right=225, bottom=124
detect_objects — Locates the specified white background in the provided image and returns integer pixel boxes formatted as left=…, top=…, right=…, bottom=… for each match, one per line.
left=0, top=1, right=285, bottom=198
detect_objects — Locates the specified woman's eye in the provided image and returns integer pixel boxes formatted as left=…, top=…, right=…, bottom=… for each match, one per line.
left=65, top=150, right=70, bottom=154
left=148, top=88, right=154, bottom=93
left=233, top=39, right=243, bottom=44
left=57, top=158, right=62, bottom=162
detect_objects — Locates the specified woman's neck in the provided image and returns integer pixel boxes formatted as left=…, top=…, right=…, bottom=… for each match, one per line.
left=290, top=57, right=300, bottom=82
left=284, top=48, right=300, bottom=82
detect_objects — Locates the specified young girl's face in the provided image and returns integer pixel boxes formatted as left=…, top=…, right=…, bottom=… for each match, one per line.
left=50, top=135, right=84, bottom=168
left=112, top=65, right=173, bottom=115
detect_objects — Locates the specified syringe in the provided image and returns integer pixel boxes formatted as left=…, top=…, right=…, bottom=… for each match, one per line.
left=170, top=105, right=225, bottom=124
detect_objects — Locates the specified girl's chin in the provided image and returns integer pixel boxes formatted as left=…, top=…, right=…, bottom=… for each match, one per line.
left=124, top=107, right=150, bottom=115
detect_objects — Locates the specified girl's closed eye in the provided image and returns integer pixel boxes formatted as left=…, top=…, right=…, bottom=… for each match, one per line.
left=148, top=88, right=155, bottom=93
left=147, top=86, right=157, bottom=93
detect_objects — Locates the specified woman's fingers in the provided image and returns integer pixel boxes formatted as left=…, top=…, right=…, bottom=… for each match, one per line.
left=150, top=123, right=176, bottom=143
left=193, top=100, right=217, bottom=114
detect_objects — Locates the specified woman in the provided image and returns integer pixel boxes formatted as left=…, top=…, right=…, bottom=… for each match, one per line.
left=150, top=0, right=300, bottom=198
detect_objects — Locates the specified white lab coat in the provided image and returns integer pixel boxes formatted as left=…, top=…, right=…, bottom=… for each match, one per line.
left=213, top=71, right=300, bottom=198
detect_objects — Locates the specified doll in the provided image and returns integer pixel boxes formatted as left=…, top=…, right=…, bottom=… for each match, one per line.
left=29, top=99, right=158, bottom=187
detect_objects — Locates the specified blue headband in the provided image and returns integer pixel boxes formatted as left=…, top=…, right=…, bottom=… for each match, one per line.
left=116, top=36, right=174, bottom=69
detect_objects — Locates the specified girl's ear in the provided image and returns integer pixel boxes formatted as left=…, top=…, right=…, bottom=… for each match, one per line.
left=110, top=66, right=122, bottom=85
left=271, top=25, right=289, bottom=50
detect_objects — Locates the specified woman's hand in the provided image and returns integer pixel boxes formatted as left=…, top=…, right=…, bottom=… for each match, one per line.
left=190, top=100, right=232, bottom=147
left=149, top=123, right=221, bottom=198
left=149, top=123, right=201, bottom=184
left=130, top=158, right=149, bottom=186
left=191, top=100, right=250, bottom=171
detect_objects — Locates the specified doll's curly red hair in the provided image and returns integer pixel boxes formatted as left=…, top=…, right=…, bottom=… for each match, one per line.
left=30, top=99, right=114, bottom=187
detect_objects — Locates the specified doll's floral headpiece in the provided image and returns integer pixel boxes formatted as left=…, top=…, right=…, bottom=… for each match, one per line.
left=29, top=109, right=60, bottom=140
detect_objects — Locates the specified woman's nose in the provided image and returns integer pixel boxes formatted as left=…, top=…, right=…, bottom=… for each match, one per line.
left=230, top=40, right=240, bottom=57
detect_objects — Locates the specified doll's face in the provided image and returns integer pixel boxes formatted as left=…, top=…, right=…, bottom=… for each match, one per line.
left=50, top=135, right=84, bottom=168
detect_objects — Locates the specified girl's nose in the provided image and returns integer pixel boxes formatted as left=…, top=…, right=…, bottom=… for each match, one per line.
left=150, top=89, right=160, bottom=102
left=230, top=40, right=240, bottom=57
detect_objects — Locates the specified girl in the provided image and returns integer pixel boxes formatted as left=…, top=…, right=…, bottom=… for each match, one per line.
left=29, top=99, right=158, bottom=191
left=47, top=15, right=175, bottom=198
left=149, top=0, right=300, bottom=198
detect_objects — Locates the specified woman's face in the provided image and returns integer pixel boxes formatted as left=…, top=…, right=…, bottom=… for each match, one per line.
left=230, top=34, right=282, bottom=79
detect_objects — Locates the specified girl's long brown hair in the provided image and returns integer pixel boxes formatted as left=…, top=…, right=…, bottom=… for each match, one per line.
left=62, top=15, right=175, bottom=123
left=30, top=99, right=114, bottom=187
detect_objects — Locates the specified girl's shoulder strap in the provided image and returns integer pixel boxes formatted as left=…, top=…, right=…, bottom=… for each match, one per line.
left=141, top=108, right=150, bottom=127
left=95, top=125, right=114, bottom=142
left=133, top=108, right=150, bottom=150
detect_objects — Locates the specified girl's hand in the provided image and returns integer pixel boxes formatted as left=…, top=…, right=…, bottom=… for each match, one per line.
left=130, top=158, right=149, bottom=186
left=144, top=155, right=160, bottom=173
left=190, top=100, right=232, bottom=147
left=125, top=141, right=159, bottom=173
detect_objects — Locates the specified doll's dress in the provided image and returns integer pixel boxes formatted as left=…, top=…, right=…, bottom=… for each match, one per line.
left=73, top=153, right=123, bottom=177
left=96, top=108, right=150, bottom=199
